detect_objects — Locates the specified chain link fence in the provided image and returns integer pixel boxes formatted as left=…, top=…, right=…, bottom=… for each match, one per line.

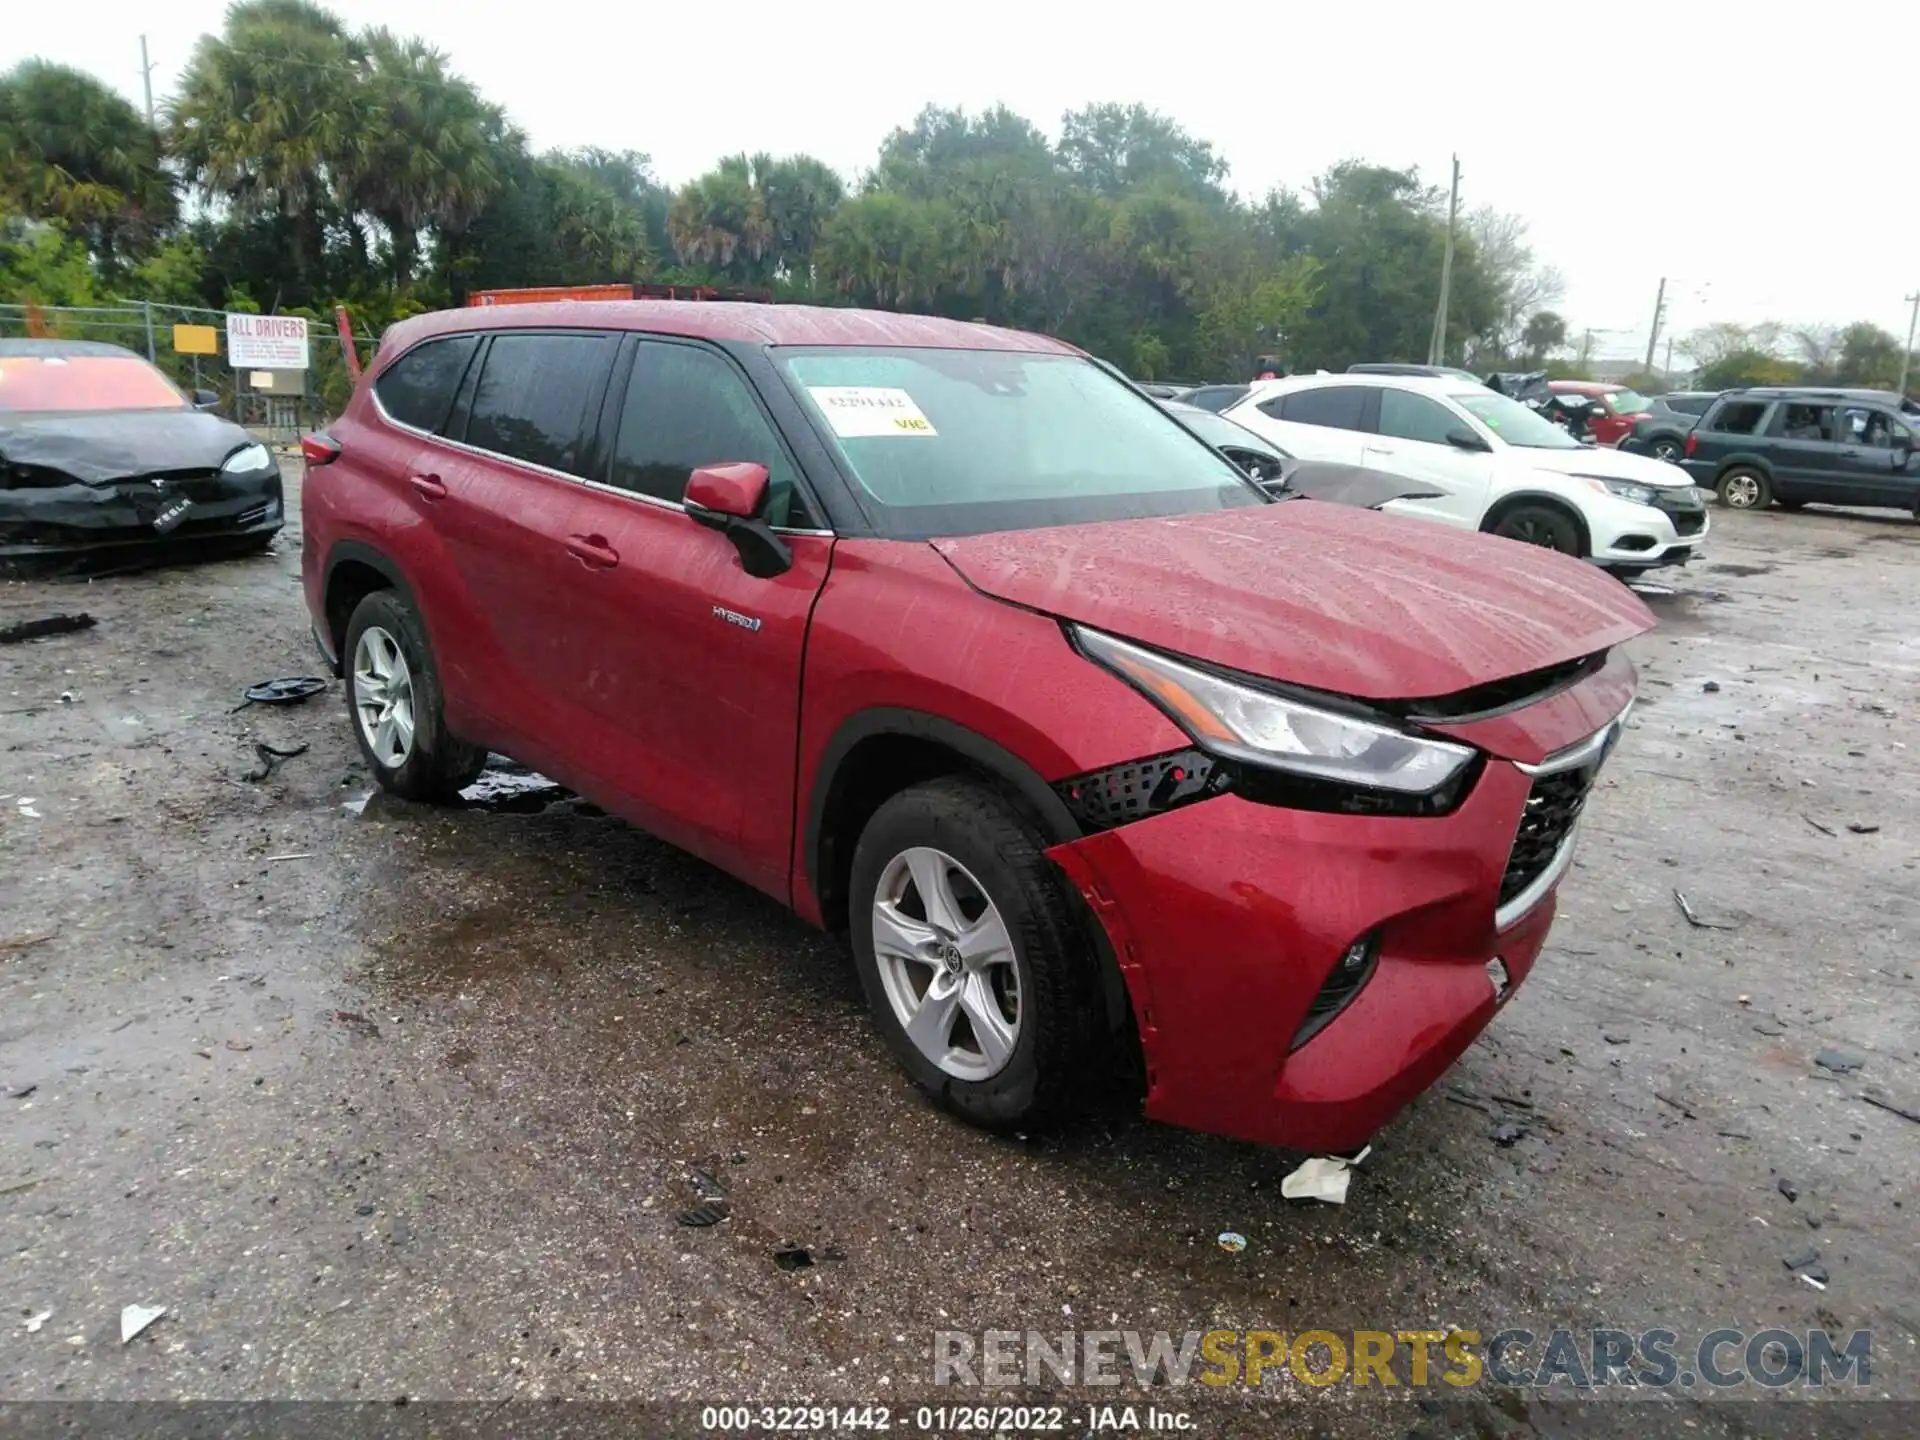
left=0, top=301, right=376, bottom=443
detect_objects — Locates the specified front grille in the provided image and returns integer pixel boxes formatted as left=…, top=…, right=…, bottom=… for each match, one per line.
left=1499, top=764, right=1600, bottom=907
left=1671, top=509, right=1705, bottom=536
left=1651, top=487, right=1706, bottom=537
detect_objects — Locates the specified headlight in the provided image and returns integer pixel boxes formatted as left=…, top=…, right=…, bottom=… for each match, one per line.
left=1072, top=626, right=1474, bottom=796
left=221, top=442, right=273, bottom=475
left=1576, top=475, right=1657, bottom=506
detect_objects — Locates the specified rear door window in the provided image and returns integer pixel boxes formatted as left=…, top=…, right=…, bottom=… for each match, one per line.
left=463, top=333, right=614, bottom=475
left=1709, top=400, right=1769, bottom=434
left=1263, top=386, right=1371, bottom=431
left=1375, top=389, right=1461, bottom=445
left=372, top=335, right=478, bottom=434
left=1770, top=402, right=1837, bottom=443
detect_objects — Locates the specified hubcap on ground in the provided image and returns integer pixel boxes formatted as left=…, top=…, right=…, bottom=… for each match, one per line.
left=352, top=625, right=416, bottom=769
left=871, top=846, right=1021, bottom=1081
left=1724, top=474, right=1760, bottom=508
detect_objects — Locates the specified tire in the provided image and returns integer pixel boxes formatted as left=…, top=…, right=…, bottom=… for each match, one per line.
left=1715, top=466, right=1771, bottom=510
left=1649, top=435, right=1685, bottom=462
left=1491, top=503, right=1583, bottom=555
left=848, top=776, right=1105, bottom=1131
left=342, top=589, right=486, bottom=802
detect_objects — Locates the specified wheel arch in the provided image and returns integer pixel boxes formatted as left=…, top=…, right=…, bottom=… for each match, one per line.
left=1479, top=490, right=1593, bottom=557
left=322, top=541, right=420, bottom=675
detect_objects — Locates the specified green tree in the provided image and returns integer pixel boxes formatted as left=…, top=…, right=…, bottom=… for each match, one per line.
left=1521, top=309, right=1568, bottom=365
left=0, top=217, right=101, bottom=306
left=1834, top=322, right=1903, bottom=388
left=0, top=60, right=175, bottom=276
left=1057, top=103, right=1227, bottom=202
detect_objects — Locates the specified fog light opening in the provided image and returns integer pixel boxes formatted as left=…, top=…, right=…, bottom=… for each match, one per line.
left=1487, top=956, right=1511, bottom=1001
left=1290, top=931, right=1381, bottom=1051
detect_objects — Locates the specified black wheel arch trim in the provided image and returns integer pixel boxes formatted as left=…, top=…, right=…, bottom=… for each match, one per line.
left=1481, top=491, right=1592, bottom=554
left=804, top=707, right=1081, bottom=911
left=321, top=539, right=425, bottom=672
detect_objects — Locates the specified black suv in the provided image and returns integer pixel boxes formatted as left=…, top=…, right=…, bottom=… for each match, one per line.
left=1622, top=392, right=1717, bottom=463
left=1680, top=388, right=1920, bottom=515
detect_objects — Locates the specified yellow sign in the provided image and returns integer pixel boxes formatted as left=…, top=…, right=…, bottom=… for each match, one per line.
left=172, top=324, right=218, bottom=356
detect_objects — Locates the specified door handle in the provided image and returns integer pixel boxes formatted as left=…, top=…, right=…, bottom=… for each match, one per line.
left=1367, top=445, right=1397, bottom=457
left=565, top=533, right=619, bottom=570
left=408, top=472, right=447, bottom=501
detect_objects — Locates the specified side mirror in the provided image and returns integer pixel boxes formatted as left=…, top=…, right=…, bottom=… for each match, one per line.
left=192, top=389, right=219, bottom=410
left=1446, top=427, right=1490, bottom=453
left=684, top=462, right=792, bottom=579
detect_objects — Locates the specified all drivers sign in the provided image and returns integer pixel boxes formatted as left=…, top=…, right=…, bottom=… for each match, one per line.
left=225, top=313, right=310, bottom=370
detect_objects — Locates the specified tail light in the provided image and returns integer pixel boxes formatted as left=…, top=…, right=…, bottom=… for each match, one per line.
left=300, top=433, right=341, bottom=467
left=1683, top=432, right=1698, bottom=458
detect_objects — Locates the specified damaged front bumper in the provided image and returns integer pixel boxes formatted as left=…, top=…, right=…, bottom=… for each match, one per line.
left=1, top=463, right=284, bottom=571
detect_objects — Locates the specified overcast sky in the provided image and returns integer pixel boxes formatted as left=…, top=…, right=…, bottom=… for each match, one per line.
left=12, top=1, right=1915, bottom=361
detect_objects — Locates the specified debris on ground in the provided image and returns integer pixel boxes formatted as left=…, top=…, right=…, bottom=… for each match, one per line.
left=1803, top=814, right=1837, bottom=836
left=233, top=677, right=328, bottom=712
left=0, top=613, right=95, bottom=645
left=1702, top=680, right=1721, bottom=693
left=332, top=1011, right=381, bottom=1040
left=1782, top=1247, right=1820, bottom=1270
left=1216, top=1231, right=1248, bottom=1253
left=1814, top=1050, right=1865, bottom=1076
left=1281, top=1155, right=1354, bottom=1205
left=1654, top=1093, right=1696, bottom=1120
left=676, top=1201, right=731, bottom=1227
left=242, top=741, right=309, bottom=783
left=1846, top=822, right=1880, bottom=835
left=1490, top=1123, right=1526, bottom=1146
left=1673, top=889, right=1735, bottom=930
left=773, top=1246, right=815, bottom=1271
left=24, top=1311, right=50, bottom=1333
left=1803, top=1264, right=1831, bottom=1285
left=120, top=1304, right=166, bottom=1343
left=16, top=798, right=42, bottom=820
left=10, top=1084, right=37, bottom=1099
left=1778, top=1177, right=1799, bottom=1203
left=0, top=932, right=57, bottom=952
left=1604, top=1033, right=1631, bottom=1045
left=1858, top=1092, right=1920, bottom=1126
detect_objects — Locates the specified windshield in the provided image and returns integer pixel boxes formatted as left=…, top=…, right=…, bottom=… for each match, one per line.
left=777, top=348, right=1265, bottom=537
left=1172, top=406, right=1287, bottom=459
left=1450, top=390, right=1584, bottom=450
left=0, top=356, right=188, bottom=413
left=1607, top=389, right=1651, bottom=416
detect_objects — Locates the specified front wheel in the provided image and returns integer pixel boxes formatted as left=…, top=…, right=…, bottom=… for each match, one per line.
left=1716, top=466, right=1771, bottom=509
left=848, top=777, right=1105, bottom=1130
left=343, top=590, right=487, bottom=802
left=1491, top=504, right=1583, bottom=555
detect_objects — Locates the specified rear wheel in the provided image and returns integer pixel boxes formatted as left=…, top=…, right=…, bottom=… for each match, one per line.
left=1491, top=504, right=1583, bottom=555
left=343, top=590, right=486, bottom=802
left=1715, top=466, right=1771, bottom=509
left=848, top=777, right=1105, bottom=1130
left=1650, top=435, right=1685, bottom=462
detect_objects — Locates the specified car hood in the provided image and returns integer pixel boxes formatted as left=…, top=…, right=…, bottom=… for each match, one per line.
left=0, top=409, right=255, bottom=486
left=1513, top=444, right=1693, bottom=487
left=931, top=502, right=1655, bottom=702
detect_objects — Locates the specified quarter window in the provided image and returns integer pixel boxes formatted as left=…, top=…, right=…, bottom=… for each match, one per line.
left=373, top=335, right=478, bottom=434
left=464, top=333, right=612, bottom=475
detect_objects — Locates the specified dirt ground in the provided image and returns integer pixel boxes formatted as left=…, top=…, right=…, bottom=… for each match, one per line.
left=3, top=465, right=1917, bottom=1438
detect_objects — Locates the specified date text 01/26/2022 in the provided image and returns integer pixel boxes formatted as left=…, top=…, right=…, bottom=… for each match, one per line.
left=698, top=1405, right=1195, bottom=1431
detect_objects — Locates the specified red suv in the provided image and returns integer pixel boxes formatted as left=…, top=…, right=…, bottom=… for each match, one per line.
left=302, top=303, right=1653, bottom=1153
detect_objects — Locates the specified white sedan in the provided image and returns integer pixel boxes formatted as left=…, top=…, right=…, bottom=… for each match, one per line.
left=1223, top=373, right=1708, bottom=572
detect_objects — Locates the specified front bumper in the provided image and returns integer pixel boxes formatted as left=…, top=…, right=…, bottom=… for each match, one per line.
left=1047, top=694, right=1629, bottom=1154
left=1586, top=486, right=1708, bottom=569
left=0, top=465, right=284, bottom=567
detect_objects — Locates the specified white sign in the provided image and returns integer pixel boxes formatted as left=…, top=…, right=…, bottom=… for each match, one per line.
left=807, top=386, right=937, bottom=438
left=226, top=313, right=310, bottom=370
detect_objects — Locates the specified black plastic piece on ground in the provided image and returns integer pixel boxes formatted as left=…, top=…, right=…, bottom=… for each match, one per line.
left=0, top=613, right=96, bottom=645
left=244, top=676, right=328, bottom=705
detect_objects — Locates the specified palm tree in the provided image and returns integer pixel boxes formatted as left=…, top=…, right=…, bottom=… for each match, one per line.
left=340, top=30, right=502, bottom=296
left=0, top=60, right=175, bottom=275
left=169, top=0, right=366, bottom=296
left=666, top=155, right=773, bottom=280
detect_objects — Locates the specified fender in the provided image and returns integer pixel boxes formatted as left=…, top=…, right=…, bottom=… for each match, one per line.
left=803, top=706, right=1080, bottom=907
left=319, top=538, right=423, bottom=671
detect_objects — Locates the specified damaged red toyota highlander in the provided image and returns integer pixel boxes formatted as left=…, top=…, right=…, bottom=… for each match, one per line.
left=302, top=303, right=1653, bottom=1154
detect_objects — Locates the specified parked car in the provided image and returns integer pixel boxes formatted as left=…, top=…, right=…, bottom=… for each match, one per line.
left=1222, top=372, right=1708, bottom=573
left=1348, top=362, right=1484, bottom=384
left=302, top=301, right=1653, bottom=1155
left=1546, top=381, right=1651, bottom=448
left=1160, top=400, right=1446, bottom=511
left=1169, top=383, right=1251, bottom=413
left=1621, top=392, right=1718, bottom=463
left=1679, top=387, right=1920, bottom=515
left=0, top=339, right=283, bottom=572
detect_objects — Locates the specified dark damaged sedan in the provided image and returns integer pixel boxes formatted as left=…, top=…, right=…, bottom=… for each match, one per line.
left=0, top=339, right=283, bottom=572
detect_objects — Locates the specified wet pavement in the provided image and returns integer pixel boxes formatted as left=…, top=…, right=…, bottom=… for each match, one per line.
left=3, top=468, right=1917, bottom=1436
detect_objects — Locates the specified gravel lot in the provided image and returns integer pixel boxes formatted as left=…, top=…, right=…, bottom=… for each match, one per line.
left=3, top=466, right=1916, bottom=1437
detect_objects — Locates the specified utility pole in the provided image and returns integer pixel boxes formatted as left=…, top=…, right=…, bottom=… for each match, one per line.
left=138, top=35, right=156, bottom=130
left=1427, top=155, right=1461, bottom=366
left=1643, top=276, right=1667, bottom=375
left=1578, top=328, right=1596, bottom=369
left=1900, top=292, right=1920, bottom=399
left=1664, top=335, right=1674, bottom=377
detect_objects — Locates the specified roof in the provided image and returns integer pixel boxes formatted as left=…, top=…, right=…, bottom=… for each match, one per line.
left=0, top=338, right=144, bottom=359
left=383, top=301, right=1081, bottom=358
left=1548, top=380, right=1623, bottom=394
left=1732, top=386, right=1905, bottom=403
left=1250, top=372, right=1467, bottom=398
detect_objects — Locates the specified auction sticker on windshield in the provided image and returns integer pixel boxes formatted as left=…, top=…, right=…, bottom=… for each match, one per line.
left=807, top=386, right=938, bottom=437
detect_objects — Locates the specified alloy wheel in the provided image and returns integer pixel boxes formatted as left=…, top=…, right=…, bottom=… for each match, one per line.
left=871, top=846, right=1021, bottom=1081
left=352, top=625, right=416, bottom=768
left=1723, top=474, right=1762, bottom=508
